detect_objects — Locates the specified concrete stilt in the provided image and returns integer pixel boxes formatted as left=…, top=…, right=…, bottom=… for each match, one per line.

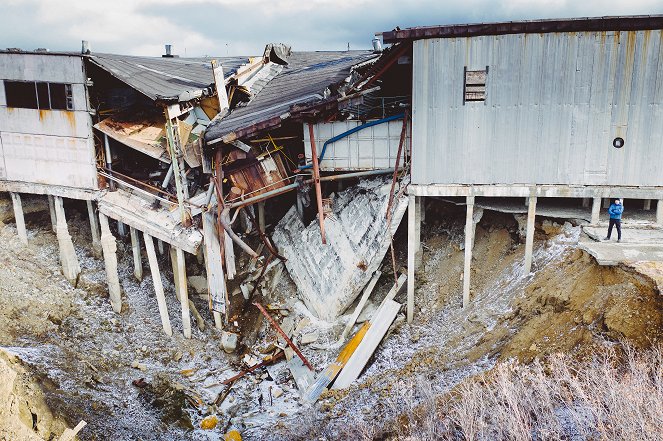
left=406, top=194, right=419, bottom=323
left=582, top=198, right=591, bottom=208
left=524, top=196, right=537, bottom=274
left=47, top=195, right=57, bottom=232
left=54, top=196, right=81, bottom=285
left=602, top=198, right=610, bottom=209
left=99, top=213, right=122, bottom=313
left=175, top=248, right=192, bottom=338
left=462, top=196, right=475, bottom=308
left=10, top=192, right=28, bottom=245
left=644, top=199, right=651, bottom=210
left=117, top=221, right=127, bottom=237
left=591, top=197, right=601, bottom=225
left=157, top=239, right=165, bottom=255
left=169, top=246, right=181, bottom=301
left=143, top=233, right=173, bottom=336
left=657, top=200, right=663, bottom=226
left=258, top=201, right=266, bottom=232
left=86, top=201, right=102, bottom=258
left=129, top=226, right=143, bottom=282
left=414, top=196, right=423, bottom=269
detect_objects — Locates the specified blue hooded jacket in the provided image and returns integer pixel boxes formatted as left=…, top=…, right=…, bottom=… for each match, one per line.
left=608, top=202, right=623, bottom=220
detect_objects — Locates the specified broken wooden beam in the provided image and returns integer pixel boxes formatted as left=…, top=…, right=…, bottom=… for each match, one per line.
left=341, top=271, right=381, bottom=340
left=143, top=232, right=173, bottom=336
left=332, top=300, right=401, bottom=389
left=253, top=302, right=313, bottom=370
left=308, top=122, right=326, bottom=244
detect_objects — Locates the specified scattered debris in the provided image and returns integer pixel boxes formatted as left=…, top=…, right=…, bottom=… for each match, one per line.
left=222, top=331, right=239, bottom=353
left=300, top=332, right=319, bottom=345
left=200, top=415, right=219, bottom=430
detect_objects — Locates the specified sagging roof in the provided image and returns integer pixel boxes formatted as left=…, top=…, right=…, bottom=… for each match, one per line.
left=88, top=53, right=247, bottom=103
left=382, top=15, right=663, bottom=43
left=204, top=50, right=377, bottom=144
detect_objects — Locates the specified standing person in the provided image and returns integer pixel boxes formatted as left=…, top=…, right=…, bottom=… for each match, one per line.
left=604, top=198, right=623, bottom=242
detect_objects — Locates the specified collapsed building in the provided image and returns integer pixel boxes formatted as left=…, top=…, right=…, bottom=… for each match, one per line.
left=1, top=15, right=663, bottom=415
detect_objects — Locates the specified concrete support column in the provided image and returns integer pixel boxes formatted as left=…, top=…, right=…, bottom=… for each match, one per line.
left=406, top=194, right=420, bottom=323
left=591, top=197, right=601, bottom=225
left=657, top=200, right=663, bottom=226
left=129, top=226, right=143, bottom=282
left=157, top=239, right=165, bottom=255
left=644, top=199, right=651, bottom=210
left=117, top=221, right=127, bottom=237
left=54, top=196, right=81, bottom=285
left=524, top=196, right=538, bottom=274
left=462, top=196, right=475, bottom=308
left=414, top=196, right=423, bottom=269
left=602, top=198, right=610, bottom=209
left=99, top=213, right=122, bottom=313
left=175, top=248, right=192, bottom=339
left=582, top=198, right=591, bottom=208
left=258, top=201, right=266, bottom=232
left=47, top=195, right=57, bottom=233
left=86, top=201, right=102, bottom=258
left=143, top=233, right=173, bottom=336
left=10, top=193, right=28, bottom=245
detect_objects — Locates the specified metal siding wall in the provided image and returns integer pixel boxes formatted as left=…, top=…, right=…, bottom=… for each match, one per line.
left=412, top=30, right=663, bottom=186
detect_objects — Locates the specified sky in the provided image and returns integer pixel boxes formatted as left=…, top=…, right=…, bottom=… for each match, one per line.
left=1, top=0, right=661, bottom=57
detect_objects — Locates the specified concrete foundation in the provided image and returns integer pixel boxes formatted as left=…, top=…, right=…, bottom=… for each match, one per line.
left=524, top=196, right=537, bottom=273
left=54, top=196, right=81, bottom=284
left=99, top=213, right=122, bottom=313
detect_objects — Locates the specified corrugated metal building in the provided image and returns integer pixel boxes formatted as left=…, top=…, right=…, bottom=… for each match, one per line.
left=384, top=16, right=663, bottom=187
left=0, top=51, right=97, bottom=194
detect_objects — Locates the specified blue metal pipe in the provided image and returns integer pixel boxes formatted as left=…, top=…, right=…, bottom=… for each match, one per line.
left=300, top=112, right=405, bottom=170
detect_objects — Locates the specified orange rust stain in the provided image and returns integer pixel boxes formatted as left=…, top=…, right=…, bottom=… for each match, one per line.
left=63, top=110, right=76, bottom=131
left=38, top=109, right=48, bottom=121
left=642, top=30, right=651, bottom=62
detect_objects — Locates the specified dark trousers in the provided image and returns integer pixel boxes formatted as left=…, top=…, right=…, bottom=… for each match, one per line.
left=607, top=219, right=621, bottom=240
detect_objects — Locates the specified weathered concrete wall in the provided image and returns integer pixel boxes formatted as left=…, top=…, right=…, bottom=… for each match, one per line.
left=272, top=177, right=408, bottom=321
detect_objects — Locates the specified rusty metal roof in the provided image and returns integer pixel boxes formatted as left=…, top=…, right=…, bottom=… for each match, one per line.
left=204, top=50, right=377, bottom=144
left=383, top=15, right=663, bottom=43
left=88, top=53, right=248, bottom=103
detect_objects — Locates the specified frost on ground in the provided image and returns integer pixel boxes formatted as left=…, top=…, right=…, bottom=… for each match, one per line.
left=0, top=195, right=661, bottom=440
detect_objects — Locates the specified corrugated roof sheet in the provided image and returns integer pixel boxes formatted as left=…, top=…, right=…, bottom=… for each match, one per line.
left=383, top=15, right=663, bottom=43
left=88, top=53, right=249, bottom=103
left=204, top=51, right=377, bottom=143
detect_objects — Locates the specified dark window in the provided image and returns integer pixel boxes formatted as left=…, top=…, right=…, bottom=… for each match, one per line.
left=4, top=80, right=73, bottom=110
left=36, top=82, right=50, bottom=109
left=4, top=81, right=38, bottom=109
left=463, top=67, right=488, bottom=103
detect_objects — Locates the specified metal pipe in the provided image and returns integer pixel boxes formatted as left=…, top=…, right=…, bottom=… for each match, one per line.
left=225, top=168, right=397, bottom=209
left=220, top=207, right=258, bottom=258
left=161, top=164, right=174, bottom=189
left=308, top=123, right=326, bottom=244
left=204, top=179, right=215, bottom=206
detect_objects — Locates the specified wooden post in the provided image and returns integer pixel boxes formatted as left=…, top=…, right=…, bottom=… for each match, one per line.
left=86, top=201, right=102, bottom=258
left=129, top=226, right=143, bottom=282
left=463, top=196, right=475, bottom=308
left=524, top=196, right=537, bottom=274
left=10, top=192, right=28, bottom=245
left=175, top=248, right=192, bottom=338
left=591, top=197, right=601, bottom=225
left=202, top=212, right=226, bottom=329
left=308, top=122, right=326, bottom=244
left=143, top=233, right=173, bottom=336
left=47, top=195, right=57, bottom=232
left=54, top=196, right=81, bottom=285
left=99, top=213, right=122, bottom=313
left=407, top=194, right=419, bottom=322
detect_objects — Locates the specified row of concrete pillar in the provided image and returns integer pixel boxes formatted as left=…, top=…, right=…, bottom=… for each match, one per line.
left=8, top=192, right=220, bottom=339
left=406, top=195, right=663, bottom=323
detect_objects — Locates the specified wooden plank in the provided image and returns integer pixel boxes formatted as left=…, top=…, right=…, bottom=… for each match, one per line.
left=341, top=271, right=381, bottom=340
left=202, top=212, right=226, bottom=324
left=332, top=300, right=401, bottom=390
left=143, top=233, right=173, bottom=336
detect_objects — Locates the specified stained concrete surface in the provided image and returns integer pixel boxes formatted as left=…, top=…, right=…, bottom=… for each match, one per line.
left=580, top=224, right=663, bottom=265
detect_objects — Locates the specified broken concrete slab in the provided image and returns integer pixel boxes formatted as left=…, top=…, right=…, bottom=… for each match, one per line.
left=333, top=300, right=401, bottom=390
left=300, top=332, right=319, bottom=345
left=272, top=177, right=408, bottom=320
left=579, top=224, right=663, bottom=265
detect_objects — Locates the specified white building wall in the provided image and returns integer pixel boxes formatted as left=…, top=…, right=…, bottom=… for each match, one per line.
left=412, top=30, right=663, bottom=187
left=0, top=53, right=97, bottom=190
left=304, top=119, right=410, bottom=171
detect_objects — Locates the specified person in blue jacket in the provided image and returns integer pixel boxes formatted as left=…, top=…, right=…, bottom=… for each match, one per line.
left=604, top=198, right=623, bottom=242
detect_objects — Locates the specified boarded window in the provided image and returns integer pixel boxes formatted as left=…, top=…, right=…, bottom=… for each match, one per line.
left=4, top=80, right=73, bottom=110
left=464, top=67, right=488, bottom=103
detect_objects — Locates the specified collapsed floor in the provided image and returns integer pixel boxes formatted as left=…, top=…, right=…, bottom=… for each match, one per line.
left=0, top=194, right=661, bottom=440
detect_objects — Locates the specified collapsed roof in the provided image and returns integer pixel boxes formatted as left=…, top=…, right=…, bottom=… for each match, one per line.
left=204, top=50, right=378, bottom=145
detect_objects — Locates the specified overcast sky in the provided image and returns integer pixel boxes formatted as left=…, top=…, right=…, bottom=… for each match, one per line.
left=1, top=0, right=661, bottom=57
